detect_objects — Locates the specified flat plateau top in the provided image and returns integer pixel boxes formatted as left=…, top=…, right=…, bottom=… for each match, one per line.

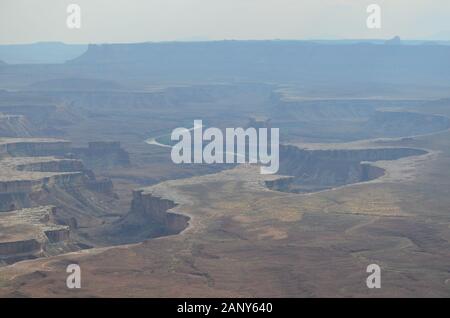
left=0, top=137, right=68, bottom=145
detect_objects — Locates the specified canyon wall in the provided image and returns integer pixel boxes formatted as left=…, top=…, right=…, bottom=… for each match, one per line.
left=72, top=141, right=130, bottom=169
left=0, top=114, right=32, bottom=137
left=106, top=190, right=189, bottom=244
left=0, top=239, right=41, bottom=258
left=4, top=140, right=71, bottom=157
left=266, top=145, right=427, bottom=193
left=16, top=159, right=84, bottom=172
left=0, top=138, right=121, bottom=213
left=0, top=206, right=72, bottom=265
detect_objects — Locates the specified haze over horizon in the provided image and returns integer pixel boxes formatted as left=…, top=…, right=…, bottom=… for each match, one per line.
left=1, top=0, right=450, bottom=45
left=2, top=0, right=450, bottom=301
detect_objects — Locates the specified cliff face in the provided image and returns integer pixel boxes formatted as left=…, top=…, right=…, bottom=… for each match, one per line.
left=0, top=144, right=6, bottom=157
left=0, top=137, right=126, bottom=264
left=71, top=141, right=130, bottom=169
left=0, top=206, right=73, bottom=265
left=365, top=111, right=450, bottom=138
left=0, top=139, right=118, bottom=207
left=0, top=105, right=57, bottom=126
left=128, top=190, right=189, bottom=234
left=269, top=93, right=450, bottom=142
left=0, top=239, right=41, bottom=258
left=266, top=145, right=427, bottom=193
left=44, top=227, right=70, bottom=243
left=0, top=114, right=32, bottom=137
left=85, top=177, right=114, bottom=194
left=16, top=159, right=84, bottom=172
left=280, top=146, right=427, bottom=163
left=0, top=138, right=120, bottom=246
left=0, top=171, right=87, bottom=212
left=3, top=140, right=71, bottom=157
left=130, top=190, right=176, bottom=223
left=104, top=190, right=189, bottom=244
left=0, top=192, right=29, bottom=211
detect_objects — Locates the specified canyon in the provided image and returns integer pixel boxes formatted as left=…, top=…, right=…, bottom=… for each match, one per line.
left=267, top=146, right=427, bottom=193
left=0, top=41, right=449, bottom=297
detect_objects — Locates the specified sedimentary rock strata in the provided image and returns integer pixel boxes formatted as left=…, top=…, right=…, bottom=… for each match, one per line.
left=0, top=206, right=71, bottom=265
left=71, top=141, right=130, bottom=169
left=0, top=114, right=32, bottom=137
left=102, top=190, right=189, bottom=244
left=0, top=137, right=124, bottom=255
left=266, top=145, right=428, bottom=193
left=0, top=138, right=71, bottom=157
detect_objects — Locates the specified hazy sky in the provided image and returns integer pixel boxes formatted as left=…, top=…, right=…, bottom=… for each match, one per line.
left=1, top=0, right=450, bottom=44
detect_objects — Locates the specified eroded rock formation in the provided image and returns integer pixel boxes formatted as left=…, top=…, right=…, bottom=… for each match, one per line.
left=71, top=141, right=130, bottom=169
left=266, top=145, right=427, bottom=193
left=0, top=206, right=73, bottom=265
left=0, top=114, right=32, bottom=137
left=103, top=189, right=189, bottom=244
left=0, top=137, right=123, bottom=256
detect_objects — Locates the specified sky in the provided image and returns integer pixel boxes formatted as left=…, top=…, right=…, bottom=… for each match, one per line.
left=1, top=0, right=450, bottom=44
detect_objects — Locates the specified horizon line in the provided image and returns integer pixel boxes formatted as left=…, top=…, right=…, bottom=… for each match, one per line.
left=2, top=37, right=450, bottom=46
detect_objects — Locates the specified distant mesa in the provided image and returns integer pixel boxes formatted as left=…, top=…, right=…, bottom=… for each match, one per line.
left=385, top=36, right=402, bottom=45
left=28, top=78, right=122, bottom=91
left=66, top=41, right=450, bottom=85
left=0, top=42, right=87, bottom=64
